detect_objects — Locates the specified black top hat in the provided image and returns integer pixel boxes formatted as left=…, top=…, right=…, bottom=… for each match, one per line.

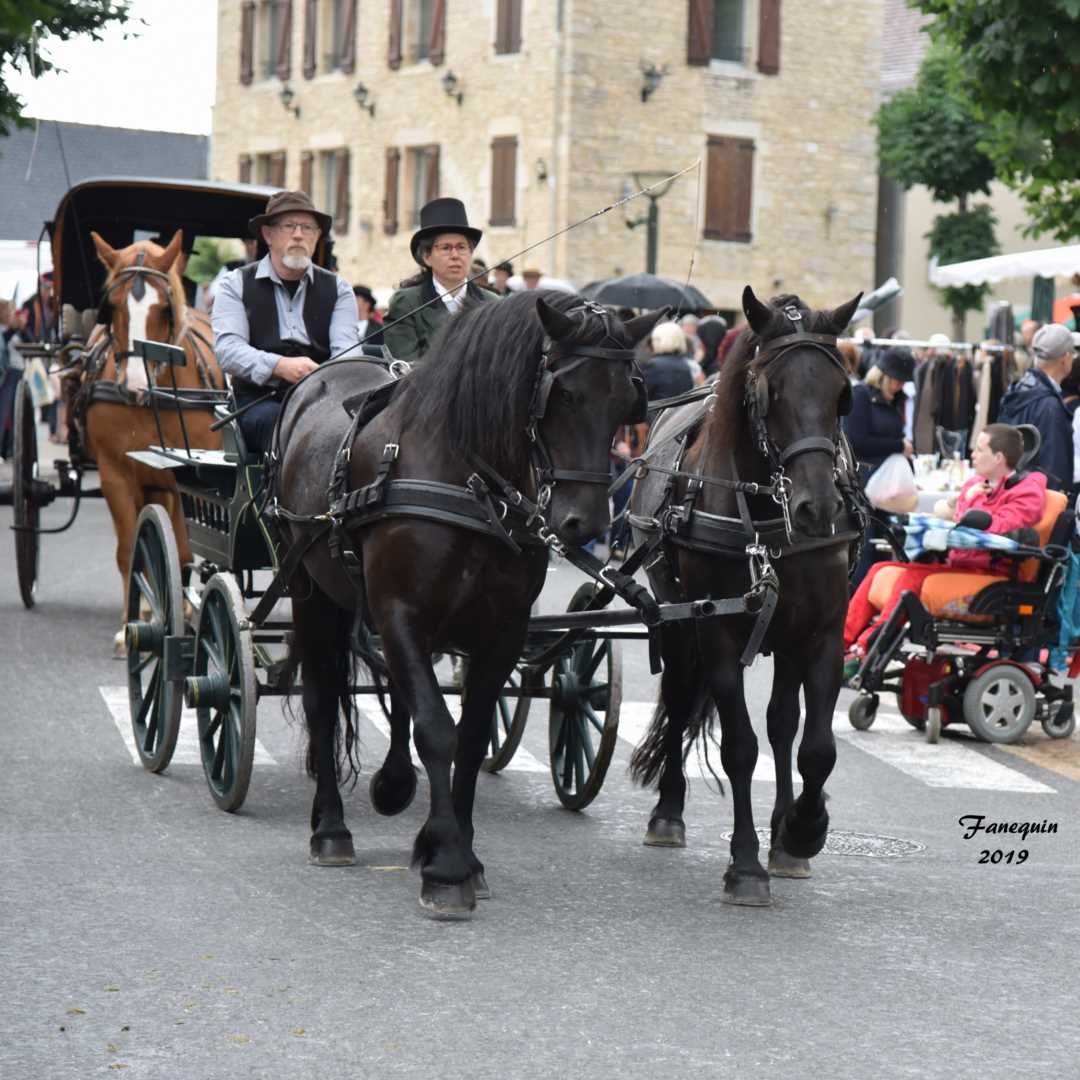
left=410, top=197, right=483, bottom=266
left=878, top=346, right=915, bottom=383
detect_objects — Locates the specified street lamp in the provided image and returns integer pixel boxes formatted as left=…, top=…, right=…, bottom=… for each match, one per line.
left=441, top=70, right=464, bottom=106
left=279, top=84, right=300, bottom=119
left=622, top=170, right=676, bottom=275
left=353, top=82, right=376, bottom=117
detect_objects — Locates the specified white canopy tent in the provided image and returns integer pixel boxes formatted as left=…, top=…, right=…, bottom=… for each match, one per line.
left=930, top=244, right=1080, bottom=288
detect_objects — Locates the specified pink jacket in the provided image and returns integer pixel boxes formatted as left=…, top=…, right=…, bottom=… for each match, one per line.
left=948, top=470, right=1047, bottom=572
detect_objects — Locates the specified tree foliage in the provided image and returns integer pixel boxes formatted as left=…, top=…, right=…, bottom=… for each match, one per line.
left=0, top=1, right=134, bottom=137
left=915, top=0, right=1080, bottom=241
left=925, top=205, right=1000, bottom=328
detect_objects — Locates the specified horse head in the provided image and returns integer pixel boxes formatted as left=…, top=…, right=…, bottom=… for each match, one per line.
left=534, top=297, right=667, bottom=546
left=91, top=230, right=187, bottom=395
left=741, top=285, right=861, bottom=538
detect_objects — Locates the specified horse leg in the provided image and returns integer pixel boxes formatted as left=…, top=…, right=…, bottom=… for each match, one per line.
left=765, top=652, right=811, bottom=878
left=378, top=608, right=475, bottom=919
left=643, top=624, right=697, bottom=848
left=99, top=461, right=144, bottom=656
left=709, top=644, right=771, bottom=906
left=368, top=685, right=418, bottom=817
left=295, top=589, right=356, bottom=867
left=778, top=635, right=842, bottom=862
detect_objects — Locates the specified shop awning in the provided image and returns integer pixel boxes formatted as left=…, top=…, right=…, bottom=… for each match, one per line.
left=930, top=245, right=1080, bottom=287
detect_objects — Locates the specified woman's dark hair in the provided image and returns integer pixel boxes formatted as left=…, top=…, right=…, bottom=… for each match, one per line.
left=697, top=316, right=728, bottom=376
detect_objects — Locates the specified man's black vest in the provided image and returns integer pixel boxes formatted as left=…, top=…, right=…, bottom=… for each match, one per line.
left=234, top=262, right=337, bottom=396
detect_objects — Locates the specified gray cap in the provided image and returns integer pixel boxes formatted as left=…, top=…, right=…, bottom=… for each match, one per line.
left=1032, top=323, right=1075, bottom=362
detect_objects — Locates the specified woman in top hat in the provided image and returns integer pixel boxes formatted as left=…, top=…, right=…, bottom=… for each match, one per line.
left=384, top=198, right=495, bottom=362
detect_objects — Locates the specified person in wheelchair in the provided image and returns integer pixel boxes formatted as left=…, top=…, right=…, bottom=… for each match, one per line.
left=843, top=423, right=1046, bottom=674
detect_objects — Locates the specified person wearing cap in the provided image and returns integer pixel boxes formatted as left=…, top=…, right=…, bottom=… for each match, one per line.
left=212, top=190, right=360, bottom=453
left=521, top=268, right=542, bottom=290
left=491, top=261, right=513, bottom=297
left=384, top=198, right=495, bottom=363
left=353, top=284, right=384, bottom=349
left=997, top=322, right=1075, bottom=490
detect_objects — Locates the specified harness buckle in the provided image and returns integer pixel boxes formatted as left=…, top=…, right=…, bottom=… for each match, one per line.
left=383, top=443, right=400, bottom=461
left=537, top=524, right=567, bottom=556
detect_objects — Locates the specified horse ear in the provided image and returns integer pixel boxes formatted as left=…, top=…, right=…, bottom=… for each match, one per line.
left=621, top=306, right=670, bottom=345
left=535, top=296, right=577, bottom=341
left=826, top=292, right=863, bottom=334
left=742, top=285, right=772, bottom=334
left=91, top=231, right=116, bottom=269
left=153, top=230, right=185, bottom=272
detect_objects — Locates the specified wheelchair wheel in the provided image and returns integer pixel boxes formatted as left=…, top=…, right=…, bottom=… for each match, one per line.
left=962, top=665, right=1037, bottom=744
left=1041, top=702, right=1075, bottom=740
left=848, top=693, right=878, bottom=731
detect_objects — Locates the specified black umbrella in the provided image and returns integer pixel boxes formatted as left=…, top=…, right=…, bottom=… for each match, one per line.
left=580, top=273, right=713, bottom=313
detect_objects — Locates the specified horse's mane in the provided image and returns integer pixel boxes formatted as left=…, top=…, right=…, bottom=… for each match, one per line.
left=396, top=289, right=621, bottom=480
left=706, top=294, right=840, bottom=455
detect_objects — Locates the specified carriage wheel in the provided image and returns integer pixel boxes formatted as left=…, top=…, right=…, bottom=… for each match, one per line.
left=125, top=505, right=185, bottom=773
left=12, top=380, right=40, bottom=609
left=186, top=573, right=257, bottom=812
left=482, top=665, right=537, bottom=773
left=548, top=583, right=623, bottom=810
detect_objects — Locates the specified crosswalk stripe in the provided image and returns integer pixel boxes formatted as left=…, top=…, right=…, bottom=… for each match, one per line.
left=100, top=687, right=277, bottom=767
left=834, top=707, right=1055, bottom=793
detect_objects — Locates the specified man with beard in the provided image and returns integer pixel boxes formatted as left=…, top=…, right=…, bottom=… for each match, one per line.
left=212, top=191, right=360, bottom=452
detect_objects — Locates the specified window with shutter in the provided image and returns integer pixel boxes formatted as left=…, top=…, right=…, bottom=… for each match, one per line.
left=704, top=136, right=754, bottom=243
left=388, top=0, right=403, bottom=69
left=335, top=149, right=351, bottom=234
left=490, top=137, right=517, bottom=227
left=338, top=0, right=357, bottom=73
left=711, top=0, right=745, bottom=63
left=495, top=0, right=521, bottom=55
left=258, top=0, right=286, bottom=80
left=271, top=150, right=288, bottom=188
left=239, top=154, right=253, bottom=183
left=300, top=150, right=314, bottom=195
left=401, top=0, right=440, bottom=64
left=428, top=0, right=446, bottom=65
left=686, top=0, right=712, bottom=66
left=757, top=0, right=780, bottom=75
left=425, top=145, right=440, bottom=203
left=689, top=1, right=755, bottom=66
left=405, top=145, right=439, bottom=226
left=303, top=0, right=317, bottom=77
left=384, top=148, right=401, bottom=235
left=275, top=0, right=293, bottom=80
left=240, top=1, right=256, bottom=84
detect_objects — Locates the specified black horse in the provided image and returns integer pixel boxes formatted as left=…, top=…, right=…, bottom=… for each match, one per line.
left=629, top=286, right=862, bottom=906
left=276, top=291, right=665, bottom=918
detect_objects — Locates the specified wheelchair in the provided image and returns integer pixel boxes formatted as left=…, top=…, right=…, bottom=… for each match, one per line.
left=846, top=428, right=1078, bottom=746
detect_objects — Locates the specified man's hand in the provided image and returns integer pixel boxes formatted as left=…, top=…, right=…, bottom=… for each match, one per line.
left=272, top=356, right=319, bottom=383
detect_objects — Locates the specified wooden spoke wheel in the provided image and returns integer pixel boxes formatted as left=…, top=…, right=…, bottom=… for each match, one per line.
left=125, top=505, right=185, bottom=773
left=548, top=583, right=622, bottom=810
left=12, top=380, right=41, bottom=609
left=482, top=665, right=538, bottom=774
left=187, top=573, right=257, bottom=812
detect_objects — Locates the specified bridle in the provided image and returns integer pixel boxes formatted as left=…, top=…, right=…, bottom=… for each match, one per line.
left=100, top=251, right=179, bottom=361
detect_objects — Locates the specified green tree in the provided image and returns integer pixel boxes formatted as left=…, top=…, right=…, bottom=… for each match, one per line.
left=915, top=0, right=1080, bottom=242
left=186, top=239, right=241, bottom=285
left=0, top=1, right=134, bottom=136
left=877, top=43, right=1000, bottom=337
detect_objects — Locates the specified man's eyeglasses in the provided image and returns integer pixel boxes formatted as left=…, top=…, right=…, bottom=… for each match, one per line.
left=432, top=242, right=472, bottom=256
left=274, top=221, right=320, bottom=235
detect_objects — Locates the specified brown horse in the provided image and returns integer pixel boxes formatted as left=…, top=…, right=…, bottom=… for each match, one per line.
left=79, top=231, right=225, bottom=653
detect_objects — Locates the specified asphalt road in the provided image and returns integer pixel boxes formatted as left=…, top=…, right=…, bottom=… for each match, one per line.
left=3, top=433, right=1080, bottom=1079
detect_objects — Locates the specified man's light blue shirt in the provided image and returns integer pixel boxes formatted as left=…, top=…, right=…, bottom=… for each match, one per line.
left=212, top=255, right=359, bottom=385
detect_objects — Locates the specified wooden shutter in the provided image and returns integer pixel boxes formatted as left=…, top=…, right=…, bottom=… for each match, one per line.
left=303, top=0, right=317, bottom=77
left=425, top=145, right=440, bottom=202
left=335, top=150, right=351, bottom=234
left=388, top=0, right=403, bottom=69
left=339, top=0, right=357, bottom=73
left=490, top=137, right=517, bottom=226
left=495, top=0, right=521, bottom=54
left=270, top=150, right=287, bottom=188
left=240, top=0, right=256, bottom=84
left=239, top=153, right=253, bottom=183
left=704, top=137, right=754, bottom=242
left=758, top=0, right=781, bottom=75
left=300, top=150, right=314, bottom=195
left=428, top=0, right=446, bottom=65
left=384, top=147, right=401, bottom=234
left=687, top=0, right=713, bottom=66
left=275, top=0, right=293, bottom=80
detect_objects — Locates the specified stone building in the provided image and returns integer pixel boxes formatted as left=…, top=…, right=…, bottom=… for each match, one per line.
left=212, top=0, right=883, bottom=316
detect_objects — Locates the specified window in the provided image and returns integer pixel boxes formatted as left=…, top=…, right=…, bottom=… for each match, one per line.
left=711, top=0, right=745, bottom=63
left=390, top=0, right=445, bottom=67
left=704, top=136, right=754, bottom=243
left=240, top=1, right=256, bottom=84
left=495, top=0, right=522, bottom=55
left=489, top=137, right=517, bottom=226
left=321, top=0, right=356, bottom=72
left=258, top=0, right=291, bottom=80
left=406, top=145, right=440, bottom=226
left=239, top=154, right=253, bottom=183
left=255, top=151, right=287, bottom=187
left=687, top=0, right=781, bottom=73
left=320, top=149, right=350, bottom=234
left=410, top=0, right=435, bottom=63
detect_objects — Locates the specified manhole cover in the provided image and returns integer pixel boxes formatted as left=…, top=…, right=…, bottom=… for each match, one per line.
left=720, top=828, right=925, bottom=858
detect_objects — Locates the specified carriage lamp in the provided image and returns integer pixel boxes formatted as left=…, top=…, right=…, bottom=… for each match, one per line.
left=441, top=70, right=464, bottom=106
left=640, top=61, right=668, bottom=103
left=353, top=82, right=376, bottom=117
left=279, top=84, right=300, bottom=119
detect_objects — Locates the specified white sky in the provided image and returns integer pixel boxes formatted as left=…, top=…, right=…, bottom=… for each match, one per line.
left=4, top=0, right=217, bottom=135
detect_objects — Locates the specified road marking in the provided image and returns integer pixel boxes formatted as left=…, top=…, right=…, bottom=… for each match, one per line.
left=1001, top=740, right=1080, bottom=783
left=356, top=699, right=549, bottom=774
left=100, top=687, right=277, bottom=767
left=835, top=707, right=1055, bottom=792
left=617, top=702, right=795, bottom=783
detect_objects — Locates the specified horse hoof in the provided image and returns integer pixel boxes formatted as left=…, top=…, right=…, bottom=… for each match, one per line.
left=369, top=766, right=418, bottom=817
left=471, top=871, right=492, bottom=900
left=768, top=847, right=812, bottom=879
left=643, top=817, right=686, bottom=848
left=418, top=878, right=476, bottom=920
left=308, top=832, right=356, bottom=866
left=779, top=809, right=829, bottom=860
left=722, top=872, right=772, bottom=907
